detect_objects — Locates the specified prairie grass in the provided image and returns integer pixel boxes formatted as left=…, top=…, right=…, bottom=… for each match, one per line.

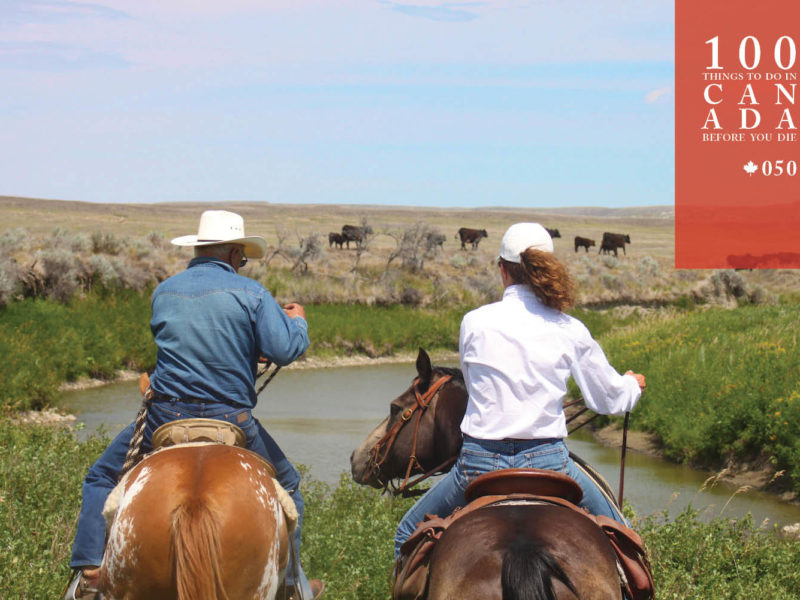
left=3, top=197, right=800, bottom=309
left=3, top=420, right=799, bottom=600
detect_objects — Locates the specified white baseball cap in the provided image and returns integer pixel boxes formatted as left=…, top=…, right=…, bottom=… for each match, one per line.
left=498, top=222, right=553, bottom=263
left=171, top=210, right=267, bottom=258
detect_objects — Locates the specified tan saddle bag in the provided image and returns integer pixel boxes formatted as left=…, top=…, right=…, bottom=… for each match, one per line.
left=151, top=417, right=247, bottom=449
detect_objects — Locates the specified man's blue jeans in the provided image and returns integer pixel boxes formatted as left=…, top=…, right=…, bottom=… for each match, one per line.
left=70, top=400, right=313, bottom=598
left=394, top=435, right=627, bottom=558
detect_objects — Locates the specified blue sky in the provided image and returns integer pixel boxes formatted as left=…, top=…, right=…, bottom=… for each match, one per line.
left=0, top=1, right=674, bottom=208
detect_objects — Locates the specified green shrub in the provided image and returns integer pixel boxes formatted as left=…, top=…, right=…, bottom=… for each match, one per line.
left=0, top=419, right=108, bottom=599
left=0, top=292, right=155, bottom=410
left=306, top=304, right=462, bottom=357
left=601, top=304, right=800, bottom=490
left=639, top=508, right=800, bottom=598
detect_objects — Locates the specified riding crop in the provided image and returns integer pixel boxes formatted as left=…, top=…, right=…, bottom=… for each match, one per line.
left=618, top=411, right=630, bottom=506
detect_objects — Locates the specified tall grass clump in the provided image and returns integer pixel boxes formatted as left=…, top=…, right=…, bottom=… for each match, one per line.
left=0, top=290, right=155, bottom=410
left=639, top=508, right=800, bottom=598
left=306, top=304, right=463, bottom=357
left=0, top=419, right=108, bottom=599
left=301, top=474, right=415, bottom=599
left=600, top=304, right=800, bottom=492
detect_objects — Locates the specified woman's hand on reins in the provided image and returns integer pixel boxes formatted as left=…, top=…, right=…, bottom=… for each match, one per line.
left=625, top=371, right=646, bottom=391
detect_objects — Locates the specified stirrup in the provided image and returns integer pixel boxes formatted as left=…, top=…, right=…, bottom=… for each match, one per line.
left=62, top=569, right=103, bottom=600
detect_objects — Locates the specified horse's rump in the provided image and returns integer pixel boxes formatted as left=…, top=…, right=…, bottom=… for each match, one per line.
left=395, top=495, right=622, bottom=600
left=425, top=503, right=621, bottom=600
left=100, top=444, right=290, bottom=600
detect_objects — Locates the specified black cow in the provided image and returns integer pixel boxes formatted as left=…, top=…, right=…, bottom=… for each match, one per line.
left=599, top=232, right=631, bottom=256
left=341, top=224, right=373, bottom=249
left=328, top=232, right=345, bottom=249
left=425, top=231, right=446, bottom=251
left=574, top=236, right=596, bottom=252
left=456, top=227, right=488, bottom=250
left=545, top=228, right=561, bottom=239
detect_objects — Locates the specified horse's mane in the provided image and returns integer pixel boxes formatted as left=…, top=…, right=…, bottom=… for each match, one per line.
left=432, top=365, right=465, bottom=386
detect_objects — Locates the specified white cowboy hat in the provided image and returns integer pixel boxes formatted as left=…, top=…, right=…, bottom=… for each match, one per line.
left=171, top=210, right=267, bottom=258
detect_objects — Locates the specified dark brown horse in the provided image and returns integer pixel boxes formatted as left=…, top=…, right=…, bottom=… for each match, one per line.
left=350, top=349, right=467, bottom=493
left=350, top=349, right=623, bottom=600
left=99, top=444, right=292, bottom=600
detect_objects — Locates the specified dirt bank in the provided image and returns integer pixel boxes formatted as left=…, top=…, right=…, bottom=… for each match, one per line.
left=593, top=423, right=798, bottom=504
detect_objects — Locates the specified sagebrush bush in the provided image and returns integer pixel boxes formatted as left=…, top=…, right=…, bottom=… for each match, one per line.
left=38, top=249, right=81, bottom=303
left=602, top=255, right=619, bottom=269
left=638, top=256, right=659, bottom=277
left=52, top=227, right=92, bottom=253
left=0, top=259, right=20, bottom=308
left=0, top=227, right=31, bottom=253
left=91, top=231, right=124, bottom=255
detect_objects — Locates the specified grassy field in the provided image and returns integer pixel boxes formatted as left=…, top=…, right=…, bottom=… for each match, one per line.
left=2, top=195, right=799, bottom=308
left=3, top=420, right=800, bottom=600
left=3, top=197, right=800, bottom=598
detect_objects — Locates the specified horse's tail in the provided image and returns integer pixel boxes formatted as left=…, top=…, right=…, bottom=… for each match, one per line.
left=172, top=498, right=229, bottom=600
left=501, top=538, right=579, bottom=600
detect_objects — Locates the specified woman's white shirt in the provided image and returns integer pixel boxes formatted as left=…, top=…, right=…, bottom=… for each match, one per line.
left=459, top=284, right=641, bottom=440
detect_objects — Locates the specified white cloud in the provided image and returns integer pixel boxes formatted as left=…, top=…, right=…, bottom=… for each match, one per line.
left=645, top=87, right=671, bottom=103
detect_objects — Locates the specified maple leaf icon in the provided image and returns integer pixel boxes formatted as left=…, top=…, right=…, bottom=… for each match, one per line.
left=743, top=161, right=759, bottom=175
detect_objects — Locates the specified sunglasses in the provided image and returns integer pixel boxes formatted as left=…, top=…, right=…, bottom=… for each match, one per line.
left=239, top=256, right=248, bottom=268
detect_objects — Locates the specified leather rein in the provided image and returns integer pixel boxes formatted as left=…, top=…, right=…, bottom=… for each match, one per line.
left=366, top=377, right=632, bottom=504
left=367, top=374, right=456, bottom=498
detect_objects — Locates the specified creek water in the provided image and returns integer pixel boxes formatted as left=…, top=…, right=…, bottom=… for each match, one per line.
left=59, top=362, right=800, bottom=526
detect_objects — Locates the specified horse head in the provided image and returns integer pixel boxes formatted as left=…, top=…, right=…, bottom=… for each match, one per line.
left=350, top=348, right=467, bottom=493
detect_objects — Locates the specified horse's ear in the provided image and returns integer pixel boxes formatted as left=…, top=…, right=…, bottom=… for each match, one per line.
left=416, top=348, right=432, bottom=388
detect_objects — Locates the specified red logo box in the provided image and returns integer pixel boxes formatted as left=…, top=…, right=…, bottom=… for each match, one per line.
left=676, top=0, right=800, bottom=268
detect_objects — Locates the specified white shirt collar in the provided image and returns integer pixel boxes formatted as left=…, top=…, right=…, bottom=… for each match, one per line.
left=502, top=284, right=542, bottom=305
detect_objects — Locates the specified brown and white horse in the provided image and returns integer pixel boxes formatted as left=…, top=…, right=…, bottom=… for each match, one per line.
left=350, top=349, right=467, bottom=494
left=99, top=443, right=290, bottom=600
left=351, top=348, right=624, bottom=600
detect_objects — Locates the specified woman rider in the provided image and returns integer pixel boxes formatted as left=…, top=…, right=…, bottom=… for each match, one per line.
left=395, top=222, right=646, bottom=557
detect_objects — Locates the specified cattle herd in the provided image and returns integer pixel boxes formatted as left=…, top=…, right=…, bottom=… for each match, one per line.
left=327, top=223, right=632, bottom=256
left=329, top=224, right=374, bottom=249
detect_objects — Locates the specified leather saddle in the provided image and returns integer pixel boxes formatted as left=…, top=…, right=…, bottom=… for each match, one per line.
left=151, top=418, right=247, bottom=450
left=394, top=468, right=654, bottom=600
left=464, top=468, right=583, bottom=504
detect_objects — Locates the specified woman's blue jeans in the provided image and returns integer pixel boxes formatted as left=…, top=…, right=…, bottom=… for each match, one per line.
left=70, top=400, right=312, bottom=599
left=394, top=435, right=627, bottom=558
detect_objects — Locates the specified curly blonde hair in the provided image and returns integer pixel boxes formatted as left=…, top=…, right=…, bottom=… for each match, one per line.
left=501, top=249, right=576, bottom=312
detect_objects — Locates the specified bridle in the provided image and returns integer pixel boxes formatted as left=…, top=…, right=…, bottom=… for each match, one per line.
left=367, top=374, right=457, bottom=497
left=364, top=373, right=633, bottom=504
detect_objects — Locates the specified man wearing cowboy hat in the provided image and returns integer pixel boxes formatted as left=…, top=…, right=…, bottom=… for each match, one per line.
left=64, top=210, right=324, bottom=600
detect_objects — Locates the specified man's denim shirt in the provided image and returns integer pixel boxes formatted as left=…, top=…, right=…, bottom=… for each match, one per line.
left=149, top=257, right=309, bottom=408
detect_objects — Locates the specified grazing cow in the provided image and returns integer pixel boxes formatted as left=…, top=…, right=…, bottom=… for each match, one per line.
left=599, top=232, right=631, bottom=256
left=545, top=228, right=561, bottom=239
left=455, top=227, right=488, bottom=250
left=425, top=231, right=446, bottom=251
left=574, top=236, right=596, bottom=252
left=328, top=232, right=345, bottom=249
left=341, top=224, right=373, bottom=249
